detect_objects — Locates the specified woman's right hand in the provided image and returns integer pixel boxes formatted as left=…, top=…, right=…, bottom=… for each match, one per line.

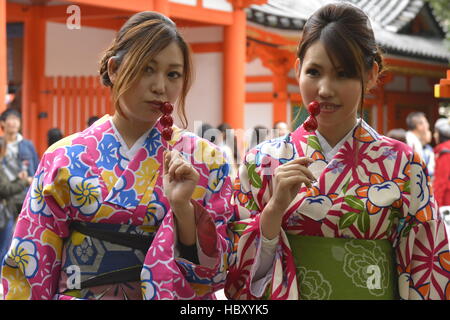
left=269, top=157, right=315, bottom=213
left=261, top=157, right=315, bottom=240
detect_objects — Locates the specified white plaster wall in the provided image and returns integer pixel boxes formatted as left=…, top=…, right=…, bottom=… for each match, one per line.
left=180, top=26, right=223, bottom=43
left=245, top=102, right=272, bottom=131
left=203, top=0, right=233, bottom=11
left=45, top=22, right=116, bottom=76
left=246, top=82, right=273, bottom=92
left=288, top=83, right=299, bottom=93
left=246, top=58, right=272, bottom=76
left=169, top=0, right=197, bottom=5
left=181, top=52, right=223, bottom=133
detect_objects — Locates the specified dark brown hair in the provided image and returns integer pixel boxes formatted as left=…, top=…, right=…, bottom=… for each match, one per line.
left=297, top=3, right=384, bottom=116
left=0, top=136, right=6, bottom=159
left=99, top=11, right=193, bottom=128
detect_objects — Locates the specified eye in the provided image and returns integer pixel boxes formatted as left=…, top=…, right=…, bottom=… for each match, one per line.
left=306, top=68, right=319, bottom=76
left=144, top=66, right=154, bottom=74
left=168, top=71, right=182, bottom=80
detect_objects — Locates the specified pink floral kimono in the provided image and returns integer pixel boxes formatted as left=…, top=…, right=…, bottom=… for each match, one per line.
left=1, top=115, right=233, bottom=300
left=225, top=120, right=450, bottom=300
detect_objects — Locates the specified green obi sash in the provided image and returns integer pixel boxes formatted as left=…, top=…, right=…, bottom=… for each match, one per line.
left=286, top=234, right=399, bottom=300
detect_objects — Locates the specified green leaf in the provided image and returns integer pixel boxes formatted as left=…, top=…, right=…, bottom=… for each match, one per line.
left=339, top=212, right=359, bottom=230
left=403, top=180, right=411, bottom=193
left=357, top=209, right=370, bottom=233
left=344, top=195, right=365, bottom=212
left=307, top=135, right=322, bottom=151
left=246, top=198, right=260, bottom=211
left=342, top=177, right=351, bottom=195
left=402, top=223, right=413, bottom=237
left=247, top=163, right=262, bottom=189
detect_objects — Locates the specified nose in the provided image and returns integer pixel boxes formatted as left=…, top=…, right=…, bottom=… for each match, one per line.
left=150, top=73, right=165, bottom=97
left=317, top=77, right=334, bottom=99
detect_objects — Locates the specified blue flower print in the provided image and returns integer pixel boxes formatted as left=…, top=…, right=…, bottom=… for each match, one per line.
left=144, top=128, right=162, bottom=157
left=66, top=145, right=89, bottom=176
left=146, top=194, right=167, bottom=225
left=328, top=160, right=344, bottom=174
left=382, top=148, right=397, bottom=160
left=141, top=266, right=157, bottom=300
left=118, top=189, right=139, bottom=208
left=97, top=134, right=121, bottom=170
left=5, top=238, right=39, bottom=278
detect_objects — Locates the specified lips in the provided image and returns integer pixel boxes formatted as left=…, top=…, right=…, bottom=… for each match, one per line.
left=146, top=101, right=163, bottom=110
left=319, top=102, right=341, bottom=113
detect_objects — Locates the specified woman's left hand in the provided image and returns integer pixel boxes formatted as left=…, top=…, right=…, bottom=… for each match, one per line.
left=163, top=150, right=200, bottom=215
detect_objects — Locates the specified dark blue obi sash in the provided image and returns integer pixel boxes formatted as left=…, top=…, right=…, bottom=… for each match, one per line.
left=58, top=222, right=156, bottom=300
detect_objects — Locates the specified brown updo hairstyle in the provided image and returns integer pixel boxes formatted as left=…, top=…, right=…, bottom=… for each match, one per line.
left=297, top=3, right=385, bottom=119
left=99, top=11, right=193, bottom=128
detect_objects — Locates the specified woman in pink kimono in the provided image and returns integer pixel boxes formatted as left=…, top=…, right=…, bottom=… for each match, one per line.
left=1, top=11, right=233, bottom=300
left=225, top=3, right=450, bottom=300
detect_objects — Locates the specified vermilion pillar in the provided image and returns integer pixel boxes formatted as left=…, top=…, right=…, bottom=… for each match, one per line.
left=224, top=1, right=266, bottom=130
left=273, top=71, right=288, bottom=124
left=22, top=6, right=45, bottom=151
left=0, top=0, right=6, bottom=114
left=223, top=8, right=246, bottom=130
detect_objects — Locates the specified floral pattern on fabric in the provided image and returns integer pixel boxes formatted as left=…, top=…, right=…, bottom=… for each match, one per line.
left=225, top=120, right=450, bottom=300
left=1, top=115, right=233, bottom=300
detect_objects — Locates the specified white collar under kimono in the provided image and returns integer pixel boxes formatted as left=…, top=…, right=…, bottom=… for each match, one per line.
left=110, top=118, right=153, bottom=160
left=315, top=120, right=361, bottom=162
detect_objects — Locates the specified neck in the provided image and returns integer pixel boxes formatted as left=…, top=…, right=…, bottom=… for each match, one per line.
left=317, top=119, right=358, bottom=148
left=5, top=132, right=18, bottom=143
left=112, top=113, right=156, bottom=149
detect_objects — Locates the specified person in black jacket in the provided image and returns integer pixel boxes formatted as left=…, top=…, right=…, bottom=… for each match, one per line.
left=0, top=109, right=38, bottom=215
left=0, top=136, right=32, bottom=263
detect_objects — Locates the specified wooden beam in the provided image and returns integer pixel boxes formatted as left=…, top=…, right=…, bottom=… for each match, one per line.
left=6, top=2, right=31, bottom=22
left=170, top=2, right=233, bottom=26
left=43, top=4, right=133, bottom=21
left=246, top=92, right=272, bottom=102
left=190, top=42, right=223, bottom=53
left=246, top=75, right=273, bottom=83
left=0, top=0, right=6, bottom=113
left=69, top=0, right=151, bottom=12
left=49, top=17, right=125, bottom=30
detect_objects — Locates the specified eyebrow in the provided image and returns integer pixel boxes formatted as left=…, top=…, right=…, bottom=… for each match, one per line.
left=149, top=60, right=183, bottom=68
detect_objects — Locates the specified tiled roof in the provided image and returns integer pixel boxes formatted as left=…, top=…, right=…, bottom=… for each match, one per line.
left=247, top=0, right=450, bottom=63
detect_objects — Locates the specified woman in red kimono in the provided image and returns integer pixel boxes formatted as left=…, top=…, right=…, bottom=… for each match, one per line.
left=225, top=3, right=450, bottom=300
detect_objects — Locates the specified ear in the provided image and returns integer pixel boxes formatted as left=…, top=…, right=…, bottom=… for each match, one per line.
left=366, top=61, right=379, bottom=91
left=107, top=57, right=118, bottom=84
left=295, top=58, right=301, bottom=80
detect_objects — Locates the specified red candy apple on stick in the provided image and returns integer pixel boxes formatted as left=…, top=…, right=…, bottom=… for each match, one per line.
left=304, top=101, right=320, bottom=132
left=159, top=102, right=174, bottom=144
left=304, top=101, right=320, bottom=157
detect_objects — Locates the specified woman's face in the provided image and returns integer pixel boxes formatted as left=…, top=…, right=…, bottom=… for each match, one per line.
left=117, top=41, right=185, bottom=125
left=297, top=41, right=375, bottom=132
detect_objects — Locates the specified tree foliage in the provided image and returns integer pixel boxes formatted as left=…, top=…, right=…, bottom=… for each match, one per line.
left=424, top=0, right=450, bottom=40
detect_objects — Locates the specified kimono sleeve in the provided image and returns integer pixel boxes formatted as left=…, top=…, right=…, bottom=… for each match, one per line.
left=173, top=142, right=235, bottom=296
left=395, top=151, right=450, bottom=300
left=225, top=144, right=298, bottom=300
left=1, top=150, right=70, bottom=300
